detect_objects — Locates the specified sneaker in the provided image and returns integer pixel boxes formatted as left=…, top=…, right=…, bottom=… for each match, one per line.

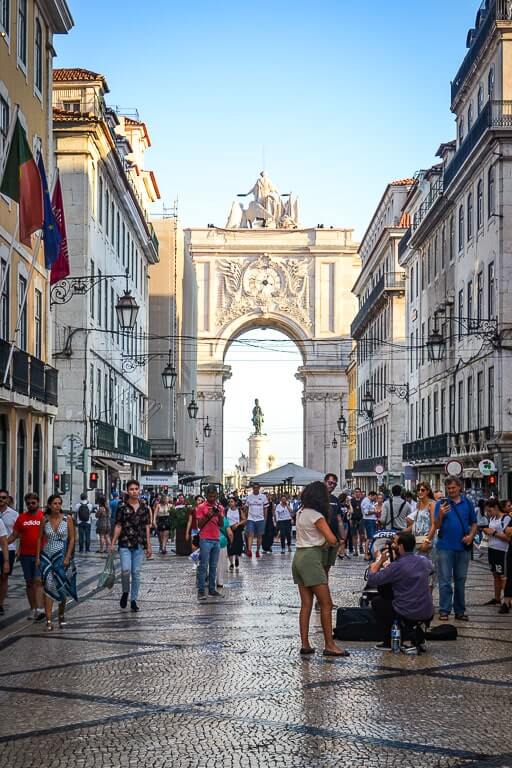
left=197, top=591, right=207, bottom=601
left=120, top=592, right=129, bottom=609
left=130, top=601, right=140, bottom=612
left=281, top=549, right=286, bottom=554
left=208, top=590, right=224, bottom=597
left=229, top=564, right=234, bottom=571
left=374, top=642, right=391, bottom=651
left=246, top=549, right=252, bottom=558
left=255, top=550, right=261, bottom=558
left=34, top=610, right=45, bottom=623
left=498, top=603, right=510, bottom=614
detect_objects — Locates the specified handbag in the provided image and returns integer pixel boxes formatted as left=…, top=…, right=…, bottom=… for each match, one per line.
left=97, top=552, right=116, bottom=590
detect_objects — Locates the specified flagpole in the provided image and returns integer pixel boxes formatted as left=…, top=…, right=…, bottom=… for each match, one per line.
left=1, top=163, right=57, bottom=387
left=0, top=208, right=19, bottom=298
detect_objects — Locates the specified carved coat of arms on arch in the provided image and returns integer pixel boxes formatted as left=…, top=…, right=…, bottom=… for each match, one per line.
left=216, top=254, right=311, bottom=330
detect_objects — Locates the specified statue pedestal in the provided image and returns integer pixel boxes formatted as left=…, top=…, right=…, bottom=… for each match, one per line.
left=248, top=433, right=269, bottom=477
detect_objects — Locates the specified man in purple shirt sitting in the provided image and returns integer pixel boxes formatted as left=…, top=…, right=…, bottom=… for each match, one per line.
left=366, top=531, right=434, bottom=650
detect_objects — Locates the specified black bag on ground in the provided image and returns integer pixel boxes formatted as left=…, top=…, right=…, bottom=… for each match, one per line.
left=334, top=607, right=384, bottom=641
left=425, top=624, right=458, bottom=641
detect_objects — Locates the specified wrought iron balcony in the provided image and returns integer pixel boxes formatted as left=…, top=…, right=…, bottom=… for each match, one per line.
left=350, top=272, right=406, bottom=339
left=117, top=428, right=131, bottom=455
left=0, top=339, right=58, bottom=406
left=451, top=0, right=511, bottom=104
left=12, top=351, right=29, bottom=396
left=412, top=177, right=444, bottom=234
left=353, top=456, right=388, bottom=474
left=133, top=435, right=152, bottom=461
left=444, top=100, right=512, bottom=188
left=30, top=357, right=46, bottom=401
left=94, top=421, right=116, bottom=452
left=45, top=367, right=59, bottom=406
left=402, top=433, right=451, bottom=463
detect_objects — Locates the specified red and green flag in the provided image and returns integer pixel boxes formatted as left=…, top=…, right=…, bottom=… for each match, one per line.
left=0, top=117, right=43, bottom=246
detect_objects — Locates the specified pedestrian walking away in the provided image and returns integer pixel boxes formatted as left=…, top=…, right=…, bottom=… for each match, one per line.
left=95, top=496, right=111, bottom=554
left=274, top=494, right=293, bottom=553
left=244, top=483, right=269, bottom=558
left=110, top=479, right=152, bottom=612
left=292, top=481, right=349, bottom=658
left=0, top=489, right=18, bottom=614
left=435, top=476, right=477, bottom=621
left=35, top=494, right=77, bottom=631
left=361, top=491, right=378, bottom=560
left=195, top=486, right=225, bottom=599
left=226, top=497, right=246, bottom=569
left=380, top=486, right=411, bottom=532
left=349, top=488, right=365, bottom=556
left=75, top=493, right=94, bottom=553
left=8, top=493, right=45, bottom=621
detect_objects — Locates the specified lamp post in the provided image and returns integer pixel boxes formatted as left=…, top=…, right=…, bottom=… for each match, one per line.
left=161, top=349, right=178, bottom=390
left=426, top=327, right=446, bottom=362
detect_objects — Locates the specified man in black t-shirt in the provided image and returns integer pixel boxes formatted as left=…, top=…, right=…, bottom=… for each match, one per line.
left=350, top=487, right=365, bottom=556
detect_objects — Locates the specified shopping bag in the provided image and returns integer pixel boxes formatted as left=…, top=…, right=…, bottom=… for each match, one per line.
left=97, top=552, right=116, bottom=590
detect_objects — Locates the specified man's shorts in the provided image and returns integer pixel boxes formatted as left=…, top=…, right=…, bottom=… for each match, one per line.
left=363, top=519, right=377, bottom=539
left=350, top=519, right=365, bottom=536
left=19, top=555, right=41, bottom=581
left=292, top=546, right=327, bottom=587
left=488, top=548, right=506, bottom=575
left=0, top=551, right=15, bottom=576
left=246, top=519, right=265, bottom=537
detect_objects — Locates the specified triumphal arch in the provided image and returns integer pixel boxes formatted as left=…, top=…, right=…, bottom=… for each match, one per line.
left=184, top=173, right=360, bottom=481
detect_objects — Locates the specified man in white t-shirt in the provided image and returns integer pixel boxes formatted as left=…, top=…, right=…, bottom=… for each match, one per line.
left=244, top=483, right=269, bottom=558
left=0, top=490, right=18, bottom=615
left=361, top=491, right=377, bottom=560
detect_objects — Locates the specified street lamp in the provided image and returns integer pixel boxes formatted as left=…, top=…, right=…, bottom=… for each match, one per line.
left=361, top=386, right=375, bottom=418
left=161, top=350, right=177, bottom=390
left=203, top=417, right=212, bottom=439
left=187, top=391, right=199, bottom=420
left=115, top=289, right=139, bottom=330
left=331, top=433, right=338, bottom=449
left=337, top=410, right=347, bottom=434
left=427, top=326, right=446, bottom=362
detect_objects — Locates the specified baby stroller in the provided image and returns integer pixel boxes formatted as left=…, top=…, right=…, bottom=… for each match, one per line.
left=359, top=530, right=396, bottom=607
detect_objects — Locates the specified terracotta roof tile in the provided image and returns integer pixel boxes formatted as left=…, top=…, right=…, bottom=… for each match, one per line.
left=390, top=178, right=417, bottom=187
left=53, top=67, right=103, bottom=82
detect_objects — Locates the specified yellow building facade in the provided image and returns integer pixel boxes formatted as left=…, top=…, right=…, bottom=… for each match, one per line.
left=0, top=1, right=73, bottom=509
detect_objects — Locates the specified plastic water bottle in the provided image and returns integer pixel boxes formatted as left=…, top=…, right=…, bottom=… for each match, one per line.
left=391, top=620, right=401, bottom=654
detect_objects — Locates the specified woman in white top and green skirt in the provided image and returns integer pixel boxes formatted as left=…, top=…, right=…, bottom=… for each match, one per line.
left=292, top=481, right=349, bottom=658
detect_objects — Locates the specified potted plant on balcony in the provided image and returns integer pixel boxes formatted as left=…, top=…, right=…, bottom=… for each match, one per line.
left=169, top=503, right=194, bottom=556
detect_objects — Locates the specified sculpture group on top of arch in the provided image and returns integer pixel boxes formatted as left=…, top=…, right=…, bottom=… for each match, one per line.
left=226, top=172, right=300, bottom=229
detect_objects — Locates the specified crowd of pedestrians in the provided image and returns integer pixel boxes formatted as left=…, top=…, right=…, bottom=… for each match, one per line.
left=0, top=474, right=510, bottom=651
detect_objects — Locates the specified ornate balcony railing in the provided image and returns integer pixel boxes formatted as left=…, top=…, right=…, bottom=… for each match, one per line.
left=451, top=0, right=511, bottom=103
left=0, top=339, right=59, bottom=406
left=94, top=421, right=116, bottom=452
left=412, top=177, right=444, bottom=234
left=92, top=420, right=151, bottom=462
left=350, top=272, right=406, bottom=339
left=444, top=101, right=512, bottom=188
left=353, top=456, right=388, bottom=474
left=402, top=434, right=451, bottom=463
left=45, top=367, right=59, bottom=406
left=133, top=435, right=151, bottom=461
left=117, top=428, right=131, bottom=455
left=30, top=357, right=46, bottom=401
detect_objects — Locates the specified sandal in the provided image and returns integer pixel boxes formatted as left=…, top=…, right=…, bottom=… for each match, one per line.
left=438, top=613, right=449, bottom=621
left=323, top=649, right=350, bottom=657
left=300, top=647, right=315, bottom=655
left=45, top=620, right=53, bottom=631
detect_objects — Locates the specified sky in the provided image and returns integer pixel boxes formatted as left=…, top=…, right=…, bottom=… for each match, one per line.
left=57, top=0, right=478, bottom=236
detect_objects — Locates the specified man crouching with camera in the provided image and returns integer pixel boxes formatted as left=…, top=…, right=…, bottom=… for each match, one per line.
left=367, top=531, right=434, bottom=650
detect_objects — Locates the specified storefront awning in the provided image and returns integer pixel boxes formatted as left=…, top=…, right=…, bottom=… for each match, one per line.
left=93, top=457, right=130, bottom=473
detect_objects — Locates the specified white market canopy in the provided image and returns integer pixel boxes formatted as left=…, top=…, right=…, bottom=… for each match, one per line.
left=250, top=462, right=324, bottom=487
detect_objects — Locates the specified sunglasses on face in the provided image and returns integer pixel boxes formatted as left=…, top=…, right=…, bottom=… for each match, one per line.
left=327, top=480, right=337, bottom=486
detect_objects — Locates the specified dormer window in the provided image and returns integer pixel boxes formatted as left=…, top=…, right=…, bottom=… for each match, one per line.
left=467, top=103, right=473, bottom=132
left=488, top=66, right=495, bottom=99
left=477, top=84, right=484, bottom=115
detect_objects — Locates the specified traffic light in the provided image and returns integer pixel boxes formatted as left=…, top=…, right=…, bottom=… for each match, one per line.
left=89, top=472, right=98, bottom=490
left=61, top=473, right=70, bottom=493
left=489, top=474, right=497, bottom=488
left=53, top=473, right=60, bottom=494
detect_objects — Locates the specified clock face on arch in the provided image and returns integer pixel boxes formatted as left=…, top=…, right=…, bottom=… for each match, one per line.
left=243, top=265, right=283, bottom=297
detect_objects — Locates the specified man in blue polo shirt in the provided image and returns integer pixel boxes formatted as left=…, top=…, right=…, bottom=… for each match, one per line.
left=435, top=475, right=477, bottom=622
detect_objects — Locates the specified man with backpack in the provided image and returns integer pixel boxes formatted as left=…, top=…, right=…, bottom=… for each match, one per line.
left=75, top=493, right=94, bottom=553
left=380, top=485, right=411, bottom=532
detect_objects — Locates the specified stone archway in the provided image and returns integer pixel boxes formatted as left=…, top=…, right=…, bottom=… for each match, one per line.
left=185, top=225, right=360, bottom=481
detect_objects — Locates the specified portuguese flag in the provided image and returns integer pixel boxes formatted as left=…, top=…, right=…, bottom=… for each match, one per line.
left=0, top=117, right=43, bottom=246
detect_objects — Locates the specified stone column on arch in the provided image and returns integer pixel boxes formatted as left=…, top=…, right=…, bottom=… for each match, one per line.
left=196, top=363, right=232, bottom=481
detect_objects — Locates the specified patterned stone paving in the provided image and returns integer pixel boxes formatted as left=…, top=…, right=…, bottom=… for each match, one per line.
left=0, top=547, right=510, bottom=767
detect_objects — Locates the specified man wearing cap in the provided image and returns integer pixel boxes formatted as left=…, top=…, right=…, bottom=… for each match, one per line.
left=244, top=482, right=269, bottom=558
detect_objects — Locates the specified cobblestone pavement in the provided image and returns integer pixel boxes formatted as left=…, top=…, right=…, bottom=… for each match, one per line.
left=0, top=545, right=511, bottom=767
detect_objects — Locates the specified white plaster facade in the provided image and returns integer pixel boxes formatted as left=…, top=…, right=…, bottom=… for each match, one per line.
left=51, top=69, right=159, bottom=505
left=185, top=226, right=360, bottom=482
left=351, top=180, right=415, bottom=493
left=399, top=1, right=512, bottom=495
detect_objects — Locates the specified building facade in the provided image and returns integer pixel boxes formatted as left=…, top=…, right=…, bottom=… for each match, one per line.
left=148, top=215, right=197, bottom=487
left=0, top=1, right=73, bottom=510
left=400, top=0, right=512, bottom=496
left=351, top=180, right=414, bottom=493
left=51, top=68, right=159, bottom=506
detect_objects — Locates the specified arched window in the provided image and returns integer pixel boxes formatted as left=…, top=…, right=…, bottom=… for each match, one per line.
left=458, top=205, right=465, bottom=250
left=488, top=165, right=495, bottom=217
left=488, top=66, right=495, bottom=99
left=0, top=415, right=8, bottom=490
left=32, top=425, right=42, bottom=497
left=477, top=179, right=483, bottom=229
left=34, top=18, right=43, bottom=93
left=468, top=103, right=473, bottom=132
left=467, top=192, right=473, bottom=239
left=477, top=83, right=484, bottom=115
left=16, top=421, right=26, bottom=513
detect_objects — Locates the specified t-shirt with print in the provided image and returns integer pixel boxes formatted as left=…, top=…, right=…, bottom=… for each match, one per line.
left=1, top=507, right=18, bottom=551
left=13, top=511, right=45, bottom=556
left=246, top=493, right=268, bottom=521
left=408, top=506, right=432, bottom=537
left=488, top=515, right=511, bottom=552
left=274, top=503, right=292, bottom=522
